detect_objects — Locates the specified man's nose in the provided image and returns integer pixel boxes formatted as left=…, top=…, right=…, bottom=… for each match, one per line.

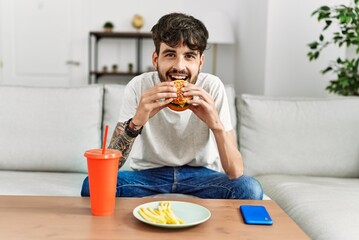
left=173, top=57, right=186, bottom=70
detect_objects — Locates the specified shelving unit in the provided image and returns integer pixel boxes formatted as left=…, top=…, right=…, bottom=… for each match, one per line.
left=88, top=31, right=152, bottom=84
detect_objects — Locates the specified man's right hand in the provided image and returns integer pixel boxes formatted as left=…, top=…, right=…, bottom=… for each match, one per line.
left=131, top=81, right=177, bottom=127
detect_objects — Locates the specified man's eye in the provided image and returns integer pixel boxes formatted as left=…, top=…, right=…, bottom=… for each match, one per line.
left=165, top=53, right=175, bottom=57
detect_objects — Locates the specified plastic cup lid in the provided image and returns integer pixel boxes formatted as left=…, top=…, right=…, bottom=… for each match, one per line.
left=84, top=149, right=121, bottom=159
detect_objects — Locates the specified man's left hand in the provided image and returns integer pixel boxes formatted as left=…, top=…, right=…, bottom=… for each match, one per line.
left=182, top=83, right=223, bottom=132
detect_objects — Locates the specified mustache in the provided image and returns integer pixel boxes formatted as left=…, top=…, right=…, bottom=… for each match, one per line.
left=167, top=69, right=188, bottom=75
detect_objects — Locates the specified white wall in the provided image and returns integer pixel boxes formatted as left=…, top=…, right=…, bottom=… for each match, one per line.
left=236, top=0, right=350, bottom=97
left=0, top=0, right=352, bottom=97
left=236, top=0, right=268, bottom=95
left=89, top=0, right=237, bottom=85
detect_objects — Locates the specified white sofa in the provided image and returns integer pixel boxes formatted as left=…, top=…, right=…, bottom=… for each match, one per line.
left=1, top=84, right=358, bottom=240
left=0, top=84, right=237, bottom=196
left=238, top=95, right=359, bottom=240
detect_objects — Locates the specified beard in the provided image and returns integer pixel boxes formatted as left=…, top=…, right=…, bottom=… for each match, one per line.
left=156, top=64, right=200, bottom=84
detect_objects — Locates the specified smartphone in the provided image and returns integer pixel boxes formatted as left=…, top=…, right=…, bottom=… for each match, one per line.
left=240, top=205, right=273, bottom=225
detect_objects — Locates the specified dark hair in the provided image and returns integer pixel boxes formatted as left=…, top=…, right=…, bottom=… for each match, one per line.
left=151, top=13, right=209, bottom=55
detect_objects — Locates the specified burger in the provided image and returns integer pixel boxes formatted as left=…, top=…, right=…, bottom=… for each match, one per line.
left=168, top=80, right=192, bottom=111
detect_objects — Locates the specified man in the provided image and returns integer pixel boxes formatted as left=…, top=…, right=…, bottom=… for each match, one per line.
left=81, top=13, right=263, bottom=199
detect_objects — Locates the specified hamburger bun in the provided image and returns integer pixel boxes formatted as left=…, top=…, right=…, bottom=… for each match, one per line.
left=168, top=80, right=192, bottom=111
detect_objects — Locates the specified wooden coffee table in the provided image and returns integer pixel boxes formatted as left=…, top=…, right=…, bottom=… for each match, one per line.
left=0, top=196, right=309, bottom=239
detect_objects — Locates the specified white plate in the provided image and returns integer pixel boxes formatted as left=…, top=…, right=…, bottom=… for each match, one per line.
left=133, top=201, right=211, bottom=228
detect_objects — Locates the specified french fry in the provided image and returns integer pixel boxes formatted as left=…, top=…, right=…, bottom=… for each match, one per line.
left=147, top=207, right=159, bottom=216
left=137, top=201, right=185, bottom=225
left=138, top=208, right=158, bottom=223
left=139, top=207, right=166, bottom=224
left=165, top=209, right=185, bottom=224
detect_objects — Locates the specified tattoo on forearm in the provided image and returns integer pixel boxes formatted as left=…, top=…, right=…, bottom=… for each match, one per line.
left=108, top=121, right=136, bottom=169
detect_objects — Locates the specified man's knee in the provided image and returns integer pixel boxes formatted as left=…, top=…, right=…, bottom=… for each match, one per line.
left=81, top=176, right=90, bottom=197
left=247, top=179, right=263, bottom=200
left=233, top=175, right=263, bottom=200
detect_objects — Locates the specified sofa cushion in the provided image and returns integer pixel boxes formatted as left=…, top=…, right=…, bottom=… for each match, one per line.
left=103, top=84, right=126, bottom=141
left=0, top=170, right=87, bottom=196
left=256, top=174, right=359, bottom=240
left=0, top=85, right=103, bottom=173
left=103, top=84, right=134, bottom=170
left=224, top=85, right=237, bottom=140
left=238, top=95, right=359, bottom=177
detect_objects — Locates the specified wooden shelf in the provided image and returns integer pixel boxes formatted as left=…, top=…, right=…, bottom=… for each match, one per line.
left=88, top=31, right=152, bottom=84
left=90, top=71, right=142, bottom=77
left=89, top=31, right=152, bottom=39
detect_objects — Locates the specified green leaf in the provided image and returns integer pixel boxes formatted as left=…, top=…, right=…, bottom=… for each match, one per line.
left=339, top=15, right=347, bottom=24
left=307, top=52, right=313, bottom=61
left=318, top=11, right=330, bottom=21
left=308, top=41, right=318, bottom=49
left=333, top=36, right=343, bottom=43
left=324, top=20, right=332, bottom=30
left=339, top=78, right=350, bottom=87
left=311, top=9, right=319, bottom=17
left=321, top=67, right=333, bottom=74
left=320, top=6, right=330, bottom=12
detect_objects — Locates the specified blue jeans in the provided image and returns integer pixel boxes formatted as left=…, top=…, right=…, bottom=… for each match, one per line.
left=81, top=166, right=263, bottom=199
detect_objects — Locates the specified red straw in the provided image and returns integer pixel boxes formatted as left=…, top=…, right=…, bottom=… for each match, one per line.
left=102, top=125, right=109, bottom=154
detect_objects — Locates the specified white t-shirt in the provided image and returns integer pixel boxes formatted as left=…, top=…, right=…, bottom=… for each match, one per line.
left=119, top=72, right=233, bottom=172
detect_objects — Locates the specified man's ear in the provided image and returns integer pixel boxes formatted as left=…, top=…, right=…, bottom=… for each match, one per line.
left=199, top=54, right=205, bottom=71
left=152, top=51, right=158, bottom=70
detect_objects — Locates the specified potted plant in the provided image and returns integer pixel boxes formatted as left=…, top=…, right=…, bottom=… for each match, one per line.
left=103, top=21, right=114, bottom=32
left=307, top=0, right=359, bottom=96
left=128, top=63, right=134, bottom=74
left=112, top=64, right=118, bottom=73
